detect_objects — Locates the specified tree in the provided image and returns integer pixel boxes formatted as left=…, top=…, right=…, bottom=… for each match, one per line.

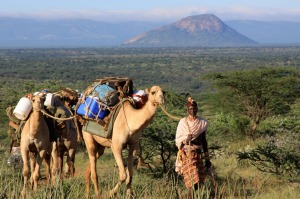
left=141, top=117, right=178, bottom=174
left=206, top=67, right=300, bottom=138
left=138, top=91, right=186, bottom=175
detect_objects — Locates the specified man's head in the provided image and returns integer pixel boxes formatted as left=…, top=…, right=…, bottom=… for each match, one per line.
left=186, top=97, right=198, bottom=117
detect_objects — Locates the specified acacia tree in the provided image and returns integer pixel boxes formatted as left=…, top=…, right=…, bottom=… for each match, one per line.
left=207, top=67, right=300, bottom=138
left=139, top=91, right=185, bottom=175
left=141, top=117, right=178, bottom=174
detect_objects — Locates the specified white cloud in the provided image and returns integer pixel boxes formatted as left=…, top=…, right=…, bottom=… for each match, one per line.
left=0, top=6, right=299, bottom=22
left=215, top=6, right=300, bottom=21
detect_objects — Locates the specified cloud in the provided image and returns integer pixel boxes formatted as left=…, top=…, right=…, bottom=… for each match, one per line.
left=0, top=6, right=300, bottom=22
left=215, top=6, right=300, bottom=21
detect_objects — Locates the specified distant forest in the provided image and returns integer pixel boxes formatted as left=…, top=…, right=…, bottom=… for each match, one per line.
left=1, top=46, right=299, bottom=95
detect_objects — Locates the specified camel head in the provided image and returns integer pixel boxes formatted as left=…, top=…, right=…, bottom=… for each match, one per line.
left=145, top=86, right=165, bottom=106
left=32, top=93, right=46, bottom=112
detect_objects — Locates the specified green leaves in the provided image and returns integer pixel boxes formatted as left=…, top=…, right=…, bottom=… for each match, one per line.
left=237, top=132, right=300, bottom=182
left=206, top=67, right=300, bottom=137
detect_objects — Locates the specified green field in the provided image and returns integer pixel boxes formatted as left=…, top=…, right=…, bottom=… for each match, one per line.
left=0, top=46, right=299, bottom=198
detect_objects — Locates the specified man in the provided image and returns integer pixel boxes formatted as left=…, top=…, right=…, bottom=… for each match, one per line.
left=175, top=97, right=211, bottom=197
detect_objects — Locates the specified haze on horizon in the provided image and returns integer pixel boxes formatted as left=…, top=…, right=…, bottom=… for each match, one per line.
left=1, top=0, right=300, bottom=22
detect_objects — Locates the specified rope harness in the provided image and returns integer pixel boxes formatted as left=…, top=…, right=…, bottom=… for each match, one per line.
left=41, top=109, right=75, bottom=121
left=121, top=99, right=134, bottom=134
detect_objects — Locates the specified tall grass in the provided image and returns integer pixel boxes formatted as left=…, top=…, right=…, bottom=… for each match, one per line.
left=0, top=142, right=299, bottom=198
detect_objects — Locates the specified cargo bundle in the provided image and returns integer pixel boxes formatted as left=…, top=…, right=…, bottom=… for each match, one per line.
left=75, top=76, right=148, bottom=138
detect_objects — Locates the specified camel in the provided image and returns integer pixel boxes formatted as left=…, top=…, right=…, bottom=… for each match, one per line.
left=20, top=94, right=58, bottom=198
left=83, top=85, right=165, bottom=198
left=50, top=94, right=79, bottom=179
left=56, top=118, right=78, bottom=178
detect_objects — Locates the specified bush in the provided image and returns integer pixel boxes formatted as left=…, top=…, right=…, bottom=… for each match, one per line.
left=258, top=115, right=300, bottom=136
left=209, top=112, right=250, bottom=142
left=237, top=132, right=300, bottom=182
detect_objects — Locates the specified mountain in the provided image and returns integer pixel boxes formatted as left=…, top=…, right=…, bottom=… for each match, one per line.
left=1, top=16, right=300, bottom=48
left=123, top=14, right=258, bottom=47
left=0, top=18, right=164, bottom=48
left=226, top=20, right=300, bottom=45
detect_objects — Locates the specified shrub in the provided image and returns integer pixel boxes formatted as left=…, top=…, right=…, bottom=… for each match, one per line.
left=237, top=132, right=300, bottom=182
left=209, top=112, right=250, bottom=142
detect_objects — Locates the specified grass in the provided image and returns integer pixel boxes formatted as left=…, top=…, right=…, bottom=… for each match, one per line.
left=0, top=140, right=299, bottom=199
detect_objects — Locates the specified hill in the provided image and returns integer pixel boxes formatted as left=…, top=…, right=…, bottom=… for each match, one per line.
left=123, top=14, right=258, bottom=47
left=226, top=20, right=300, bottom=45
left=1, top=16, right=300, bottom=48
left=0, top=18, right=163, bottom=48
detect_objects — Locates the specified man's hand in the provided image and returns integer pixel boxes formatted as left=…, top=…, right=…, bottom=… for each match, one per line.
left=185, top=134, right=192, bottom=144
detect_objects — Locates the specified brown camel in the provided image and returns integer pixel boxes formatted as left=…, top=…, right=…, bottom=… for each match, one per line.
left=20, top=94, right=58, bottom=198
left=51, top=94, right=79, bottom=179
left=83, top=85, right=165, bottom=198
left=56, top=118, right=78, bottom=178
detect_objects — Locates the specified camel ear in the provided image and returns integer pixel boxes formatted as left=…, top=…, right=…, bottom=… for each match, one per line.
left=145, top=88, right=150, bottom=94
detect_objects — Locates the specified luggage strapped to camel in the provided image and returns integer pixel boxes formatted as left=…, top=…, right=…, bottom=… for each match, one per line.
left=6, top=88, right=80, bottom=148
left=75, top=76, right=142, bottom=139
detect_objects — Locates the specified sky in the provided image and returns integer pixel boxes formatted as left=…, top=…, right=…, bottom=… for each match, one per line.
left=1, top=0, right=300, bottom=22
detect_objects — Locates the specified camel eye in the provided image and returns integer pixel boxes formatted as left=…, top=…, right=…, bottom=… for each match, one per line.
left=151, top=91, right=156, bottom=95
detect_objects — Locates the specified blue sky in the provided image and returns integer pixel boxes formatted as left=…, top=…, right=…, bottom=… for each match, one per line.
left=1, top=0, right=300, bottom=22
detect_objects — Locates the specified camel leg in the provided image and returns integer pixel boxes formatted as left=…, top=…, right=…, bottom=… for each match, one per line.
left=29, top=152, right=37, bottom=188
left=21, top=149, right=29, bottom=198
left=64, top=150, right=70, bottom=178
left=110, top=144, right=127, bottom=197
left=68, top=161, right=75, bottom=178
left=85, top=145, right=105, bottom=199
left=83, top=131, right=106, bottom=199
left=126, top=143, right=139, bottom=198
left=65, top=148, right=76, bottom=178
left=44, top=153, right=51, bottom=181
left=89, top=153, right=100, bottom=198
left=58, top=149, right=64, bottom=179
left=32, top=150, right=45, bottom=191
left=85, top=162, right=91, bottom=199
left=50, top=142, right=59, bottom=185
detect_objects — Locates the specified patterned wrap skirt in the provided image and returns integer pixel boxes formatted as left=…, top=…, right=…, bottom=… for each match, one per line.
left=181, top=149, right=205, bottom=188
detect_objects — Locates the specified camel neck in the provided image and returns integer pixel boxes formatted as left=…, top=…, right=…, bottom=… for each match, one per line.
left=28, top=111, right=44, bottom=138
left=143, top=102, right=157, bottom=116
left=126, top=101, right=157, bottom=133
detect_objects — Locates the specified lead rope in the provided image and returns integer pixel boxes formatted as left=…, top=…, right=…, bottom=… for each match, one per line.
left=41, top=109, right=75, bottom=121
left=185, top=117, right=192, bottom=154
left=159, top=104, right=181, bottom=121
left=185, top=117, right=194, bottom=188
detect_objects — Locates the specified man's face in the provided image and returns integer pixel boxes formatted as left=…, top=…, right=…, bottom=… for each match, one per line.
left=188, top=105, right=197, bottom=117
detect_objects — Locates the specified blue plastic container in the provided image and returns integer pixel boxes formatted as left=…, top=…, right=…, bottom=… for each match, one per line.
left=76, top=96, right=109, bottom=120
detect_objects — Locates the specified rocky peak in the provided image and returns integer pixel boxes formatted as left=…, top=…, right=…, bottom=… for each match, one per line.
left=174, top=14, right=227, bottom=33
left=123, top=14, right=257, bottom=47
